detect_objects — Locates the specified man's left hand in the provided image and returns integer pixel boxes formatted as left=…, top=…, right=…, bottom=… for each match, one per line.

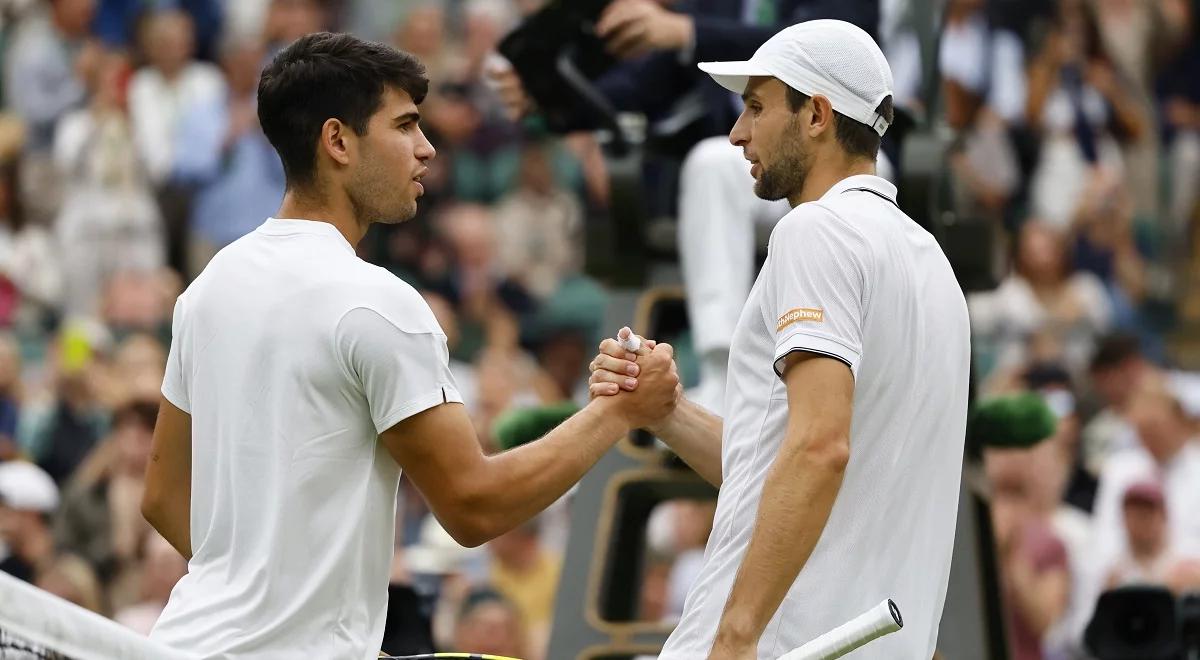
left=596, top=0, right=694, bottom=60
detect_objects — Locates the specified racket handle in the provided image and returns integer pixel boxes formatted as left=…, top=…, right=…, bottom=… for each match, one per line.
left=777, top=599, right=902, bottom=660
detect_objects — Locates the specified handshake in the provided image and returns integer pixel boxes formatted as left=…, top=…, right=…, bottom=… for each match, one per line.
left=588, top=326, right=683, bottom=431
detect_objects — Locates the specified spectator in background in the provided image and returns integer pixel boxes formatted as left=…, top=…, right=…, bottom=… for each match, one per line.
left=0, top=460, right=59, bottom=582
left=452, top=589, right=528, bottom=660
left=1090, top=379, right=1200, bottom=603
left=1025, top=0, right=1144, bottom=229
left=940, top=0, right=1026, bottom=227
left=92, top=0, right=223, bottom=61
left=487, top=519, right=561, bottom=655
left=493, top=140, right=583, bottom=301
left=0, top=333, right=22, bottom=461
left=435, top=203, right=535, bottom=358
left=423, top=82, right=521, bottom=205
left=3, top=0, right=97, bottom=222
left=0, top=117, right=64, bottom=329
left=458, top=0, right=515, bottom=85
left=1103, top=480, right=1195, bottom=590
left=21, top=321, right=110, bottom=483
left=969, top=221, right=1113, bottom=380
left=3, top=0, right=95, bottom=152
left=1068, top=169, right=1151, bottom=343
left=128, top=9, right=225, bottom=274
left=392, top=1, right=451, bottom=84
left=985, top=444, right=1071, bottom=660
left=53, top=398, right=157, bottom=588
left=1092, top=0, right=1186, bottom=221
left=113, top=531, right=187, bottom=634
left=1158, top=0, right=1200, bottom=243
left=99, top=271, right=178, bottom=344
left=262, top=0, right=327, bottom=54
left=182, top=36, right=285, bottom=275
left=53, top=47, right=163, bottom=318
left=1084, top=334, right=1200, bottom=475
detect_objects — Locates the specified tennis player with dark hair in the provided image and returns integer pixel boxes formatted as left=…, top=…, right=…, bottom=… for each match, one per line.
left=588, top=21, right=970, bottom=660
left=141, top=32, right=679, bottom=659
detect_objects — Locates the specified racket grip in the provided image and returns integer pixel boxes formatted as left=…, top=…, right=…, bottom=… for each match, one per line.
left=777, top=599, right=902, bottom=660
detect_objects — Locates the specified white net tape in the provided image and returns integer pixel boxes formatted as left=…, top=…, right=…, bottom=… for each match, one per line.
left=0, top=571, right=195, bottom=660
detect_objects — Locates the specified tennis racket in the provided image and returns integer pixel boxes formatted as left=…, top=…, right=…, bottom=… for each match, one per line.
left=778, top=598, right=903, bottom=660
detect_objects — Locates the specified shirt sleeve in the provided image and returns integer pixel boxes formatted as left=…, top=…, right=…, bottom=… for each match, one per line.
left=766, top=206, right=871, bottom=379
left=335, top=306, right=463, bottom=434
left=161, top=297, right=191, bottom=413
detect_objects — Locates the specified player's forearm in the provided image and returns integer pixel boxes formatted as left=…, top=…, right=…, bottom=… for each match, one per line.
left=711, top=431, right=849, bottom=650
left=649, top=397, right=723, bottom=486
left=461, top=398, right=630, bottom=543
left=142, top=493, right=192, bottom=560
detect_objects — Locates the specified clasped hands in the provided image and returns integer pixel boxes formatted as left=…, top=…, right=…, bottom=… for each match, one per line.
left=588, top=326, right=682, bottom=430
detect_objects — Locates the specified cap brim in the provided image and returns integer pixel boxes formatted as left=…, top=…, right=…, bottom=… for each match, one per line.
left=697, top=60, right=772, bottom=95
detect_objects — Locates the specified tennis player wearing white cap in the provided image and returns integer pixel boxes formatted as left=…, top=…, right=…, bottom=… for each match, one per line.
left=588, top=19, right=970, bottom=659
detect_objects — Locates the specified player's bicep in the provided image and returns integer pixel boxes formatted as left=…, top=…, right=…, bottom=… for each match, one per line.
left=780, top=352, right=854, bottom=459
left=379, top=402, right=488, bottom=542
left=143, top=397, right=191, bottom=516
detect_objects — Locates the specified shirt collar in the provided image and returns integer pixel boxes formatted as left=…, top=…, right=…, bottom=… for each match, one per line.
left=257, top=218, right=355, bottom=254
left=821, top=174, right=898, bottom=205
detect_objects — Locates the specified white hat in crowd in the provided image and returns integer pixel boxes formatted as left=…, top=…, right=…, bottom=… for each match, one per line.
left=0, top=461, right=60, bottom=513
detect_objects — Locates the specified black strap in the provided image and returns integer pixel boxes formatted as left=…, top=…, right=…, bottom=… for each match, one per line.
left=842, top=186, right=899, bottom=209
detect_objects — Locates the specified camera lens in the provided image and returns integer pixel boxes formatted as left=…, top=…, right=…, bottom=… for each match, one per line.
left=1114, top=607, right=1161, bottom=645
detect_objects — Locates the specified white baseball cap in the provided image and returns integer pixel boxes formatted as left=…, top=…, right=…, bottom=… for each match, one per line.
left=0, top=461, right=59, bottom=513
left=698, top=19, right=894, bottom=137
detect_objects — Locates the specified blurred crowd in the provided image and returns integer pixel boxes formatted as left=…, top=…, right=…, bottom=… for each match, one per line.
left=952, top=0, right=1200, bottom=657
left=0, top=0, right=1195, bottom=658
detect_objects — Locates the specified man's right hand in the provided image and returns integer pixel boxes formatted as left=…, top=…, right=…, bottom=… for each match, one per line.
left=486, top=60, right=535, bottom=122
left=590, top=328, right=680, bottom=429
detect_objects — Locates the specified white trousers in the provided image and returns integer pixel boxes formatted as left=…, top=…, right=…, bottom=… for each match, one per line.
left=678, top=136, right=791, bottom=355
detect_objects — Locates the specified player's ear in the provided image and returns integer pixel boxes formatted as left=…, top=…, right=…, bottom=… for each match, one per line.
left=320, top=118, right=354, bottom=167
left=808, top=95, right=835, bottom=139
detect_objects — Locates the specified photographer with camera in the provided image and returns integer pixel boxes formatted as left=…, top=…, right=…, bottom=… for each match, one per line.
left=491, top=0, right=880, bottom=135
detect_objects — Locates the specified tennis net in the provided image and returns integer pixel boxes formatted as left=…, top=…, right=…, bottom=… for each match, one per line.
left=0, top=570, right=194, bottom=660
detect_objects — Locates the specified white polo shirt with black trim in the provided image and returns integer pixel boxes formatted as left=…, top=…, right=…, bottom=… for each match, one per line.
left=661, top=175, right=971, bottom=659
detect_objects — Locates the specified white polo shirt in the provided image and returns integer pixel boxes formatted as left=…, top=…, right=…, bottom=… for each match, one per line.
left=150, top=218, right=462, bottom=660
left=661, top=175, right=970, bottom=659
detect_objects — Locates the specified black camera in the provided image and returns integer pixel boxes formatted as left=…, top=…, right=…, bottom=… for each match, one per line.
left=497, top=0, right=618, bottom=135
left=1085, top=586, right=1200, bottom=660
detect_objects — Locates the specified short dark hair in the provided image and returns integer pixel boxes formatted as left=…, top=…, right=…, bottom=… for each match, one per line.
left=785, top=87, right=893, bottom=161
left=1090, top=333, right=1143, bottom=373
left=257, top=32, right=429, bottom=186
left=113, top=399, right=160, bottom=432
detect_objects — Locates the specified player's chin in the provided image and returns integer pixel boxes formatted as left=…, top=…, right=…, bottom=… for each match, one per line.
left=375, top=201, right=419, bottom=225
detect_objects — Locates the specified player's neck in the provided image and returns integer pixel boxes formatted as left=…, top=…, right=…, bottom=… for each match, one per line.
left=276, top=186, right=369, bottom=249
left=788, top=155, right=877, bottom=207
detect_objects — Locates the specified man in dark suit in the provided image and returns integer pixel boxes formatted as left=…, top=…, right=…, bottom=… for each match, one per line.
left=494, top=0, right=879, bottom=137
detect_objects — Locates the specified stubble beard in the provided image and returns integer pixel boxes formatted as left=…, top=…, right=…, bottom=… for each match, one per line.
left=754, top=120, right=810, bottom=202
